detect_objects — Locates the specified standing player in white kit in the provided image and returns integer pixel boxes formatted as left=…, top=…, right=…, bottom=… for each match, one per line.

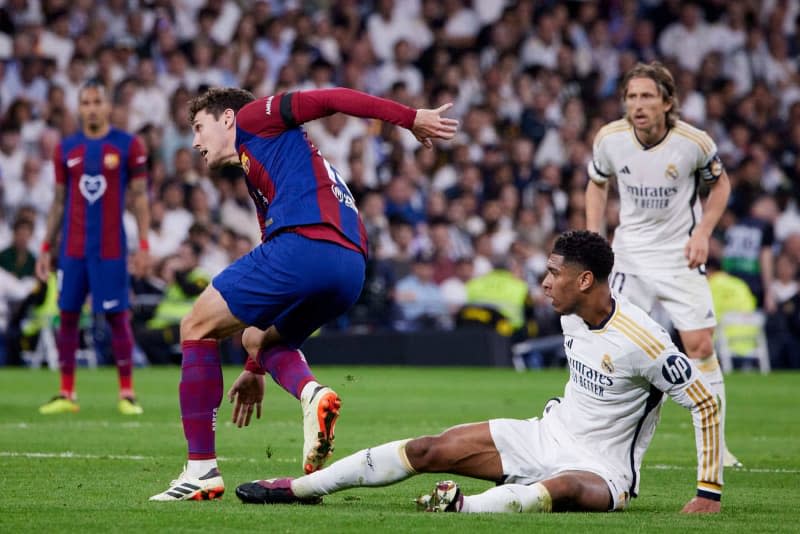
left=585, top=61, right=739, bottom=467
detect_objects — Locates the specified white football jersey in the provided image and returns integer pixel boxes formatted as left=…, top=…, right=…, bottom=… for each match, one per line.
left=547, top=295, right=723, bottom=499
left=590, top=119, right=722, bottom=274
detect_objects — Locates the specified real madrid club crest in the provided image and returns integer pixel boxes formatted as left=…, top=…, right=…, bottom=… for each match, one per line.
left=601, top=354, right=615, bottom=375
left=664, top=163, right=678, bottom=180
left=240, top=152, right=250, bottom=174
left=104, top=152, right=120, bottom=169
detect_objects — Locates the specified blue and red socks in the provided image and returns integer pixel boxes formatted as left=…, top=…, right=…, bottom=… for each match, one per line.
left=256, top=345, right=316, bottom=400
left=56, top=311, right=80, bottom=399
left=180, top=340, right=223, bottom=463
left=106, top=310, right=134, bottom=396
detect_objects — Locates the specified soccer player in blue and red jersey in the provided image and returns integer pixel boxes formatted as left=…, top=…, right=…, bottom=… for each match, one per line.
left=36, top=80, right=150, bottom=416
left=150, top=87, right=458, bottom=501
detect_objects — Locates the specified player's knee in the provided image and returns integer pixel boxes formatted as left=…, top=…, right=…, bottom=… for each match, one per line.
left=404, top=436, right=435, bottom=471
left=544, top=476, right=585, bottom=510
left=684, top=336, right=713, bottom=358
left=405, top=436, right=449, bottom=472
left=555, top=476, right=585, bottom=499
left=179, top=311, right=206, bottom=341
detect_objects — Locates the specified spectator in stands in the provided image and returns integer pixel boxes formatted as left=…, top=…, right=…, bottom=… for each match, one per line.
left=0, top=121, right=25, bottom=186
left=0, top=216, right=35, bottom=278
left=440, top=256, right=474, bottom=315
left=707, top=257, right=760, bottom=367
left=461, top=256, right=531, bottom=340
left=766, top=251, right=800, bottom=369
left=186, top=222, right=227, bottom=277
left=394, top=252, right=450, bottom=331
left=4, top=157, right=53, bottom=219
left=719, top=196, right=777, bottom=311
left=136, top=242, right=209, bottom=365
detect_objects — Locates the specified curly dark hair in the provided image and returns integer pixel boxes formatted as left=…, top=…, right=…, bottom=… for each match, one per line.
left=188, top=87, right=256, bottom=123
left=553, top=230, right=614, bottom=283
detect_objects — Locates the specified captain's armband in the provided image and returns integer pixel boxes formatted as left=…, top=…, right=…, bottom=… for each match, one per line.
left=696, top=154, right=724, bottom=183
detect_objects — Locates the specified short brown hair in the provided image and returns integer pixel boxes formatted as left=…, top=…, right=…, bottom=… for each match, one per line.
left=621, top=61, right=680, bottom=128
left=188, top=87, right=256, bottom=123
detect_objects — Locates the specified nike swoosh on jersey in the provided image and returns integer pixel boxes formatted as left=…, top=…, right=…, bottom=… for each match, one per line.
left=67, top=157, right=82, bottom=167
left=102, top=299, right=120, bottom=309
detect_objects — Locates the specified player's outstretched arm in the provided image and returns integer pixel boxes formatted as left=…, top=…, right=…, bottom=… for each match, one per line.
left=681, top=496, right=721, bottom=514
left=410, top=103, right=459, bottom=148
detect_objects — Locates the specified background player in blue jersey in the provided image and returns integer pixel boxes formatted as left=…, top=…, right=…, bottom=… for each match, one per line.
left=150, top=87, right=458, bottom=501
left=35, top=80, right=150, bottom=416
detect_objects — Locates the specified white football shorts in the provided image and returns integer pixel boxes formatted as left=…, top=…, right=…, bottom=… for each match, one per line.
left=608, top=269, right=716, bottom=331
left=489, top=416, right=630, bottom=511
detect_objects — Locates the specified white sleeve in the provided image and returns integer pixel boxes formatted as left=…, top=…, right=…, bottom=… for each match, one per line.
left=635, top=349, right=723, bottom=501
left=694, top=131, right=724, bottom=184
left=588, top=134, right=614, bottom=185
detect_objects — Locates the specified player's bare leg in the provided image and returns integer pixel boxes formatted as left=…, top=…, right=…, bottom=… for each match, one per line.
left=238, top=325, right=341, bottom=474
left=237, top=422, right=611, bottom=513
left=680, top=326, right=740, bottom=467
left=151, top=285, right=246, bottom=501
left=407, top=424, right=611, bottom=513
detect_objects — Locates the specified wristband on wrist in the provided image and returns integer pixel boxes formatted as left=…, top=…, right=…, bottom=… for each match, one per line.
left=139, top=238, right=150, bottom=251
left=41, top=242, right=50, bottom=253
left=244, top=357, right=265, bottom=375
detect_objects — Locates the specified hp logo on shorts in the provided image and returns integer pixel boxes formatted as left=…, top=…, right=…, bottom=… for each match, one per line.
left=661, top=354, right=692, bottom=385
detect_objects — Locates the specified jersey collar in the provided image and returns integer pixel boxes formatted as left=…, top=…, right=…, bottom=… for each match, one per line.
left=586, top=297, right=617, bottom=332
left=632, top=127, right=672, bottom=151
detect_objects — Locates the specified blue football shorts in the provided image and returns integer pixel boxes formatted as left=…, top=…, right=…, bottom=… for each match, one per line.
left=212, top=231, right=366, bottom=348
left=57, top=256, right=129, bottom=313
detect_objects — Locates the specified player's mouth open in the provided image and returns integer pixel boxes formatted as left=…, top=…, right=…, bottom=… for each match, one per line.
left=201, top=150, right=208, bottom=158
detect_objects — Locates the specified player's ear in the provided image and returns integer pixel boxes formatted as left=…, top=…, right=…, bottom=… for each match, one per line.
left=578, top=270, right=594, bottom=292
left=223, top=108, right=235, bottom=127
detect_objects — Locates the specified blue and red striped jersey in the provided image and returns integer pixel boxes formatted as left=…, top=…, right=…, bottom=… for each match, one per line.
left=234, top=88, right=417, bottom=257
left=54, top=128, right=147, bottom=260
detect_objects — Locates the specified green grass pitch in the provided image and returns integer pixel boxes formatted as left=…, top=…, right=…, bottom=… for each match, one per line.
left=1, top=366, right=798, bottom=533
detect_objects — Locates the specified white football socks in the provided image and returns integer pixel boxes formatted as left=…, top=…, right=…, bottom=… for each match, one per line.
left=292, top=439, right=416, bottom=497
left=460, top=482, right=552, bottom=513
left=186, top=458, right=218, bottom=478
left=697, top=353, right=728, bottom=447
left=300, top=380, right=320, bottom=401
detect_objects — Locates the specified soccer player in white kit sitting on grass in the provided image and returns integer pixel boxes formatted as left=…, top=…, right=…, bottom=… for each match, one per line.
left=585, top=61, right=740, bottom=468
left=235, top=231, right=723, bottom=514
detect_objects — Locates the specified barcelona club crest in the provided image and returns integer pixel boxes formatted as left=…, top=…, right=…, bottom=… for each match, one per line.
left=240, top=152, right=250, bottom=174
left=664, top=164, right=679, bottom=180
left=103, top=152, right=120, bottom=170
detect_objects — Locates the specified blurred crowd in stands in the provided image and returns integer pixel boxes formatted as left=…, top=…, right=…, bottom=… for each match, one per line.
left=0, top=0, right=799, bottom=368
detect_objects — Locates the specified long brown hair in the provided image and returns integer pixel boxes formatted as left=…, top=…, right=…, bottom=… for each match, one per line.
left=621, top=62, right=680, bottom=128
